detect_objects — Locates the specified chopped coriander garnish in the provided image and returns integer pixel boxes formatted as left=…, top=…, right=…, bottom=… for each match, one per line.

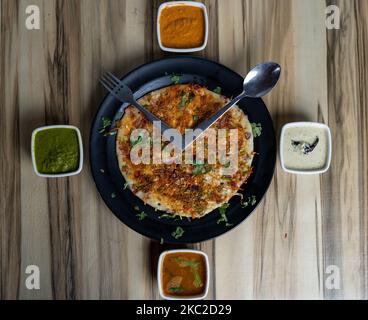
left=179, top=91, right=189, bottom=109
left=98, top=116, right=112, bottom=135
left=217, top=203, right=232, bottom=226
left=169, top=286, right=184, bottom=293
left=160, top=238, right=164, bottom=245
left=218, top=203, right=229, bottom=216
left=111, top=192, right=117, bottom=198
left=106, top=131, right=117, bottom=136
left=193, top=270, right=203, bottom=288
left=241, top=195, right=257, bottom=208
left=172, top=257, right=203, bottom=288
left=250, top=196, right=257, bottom=206
left=159, top=213, right=177, bottom=219
left=133, top=205, right=140, bottom=211
left=172, top=226, right=184, bottom=239
left=123, top=181, right=129, bottom=190
left=136, top=211, right=147, bottom=221
left=193, top=115, right=199, bottom=122
left=172, top=257, right=200, bottom=268
left=213, top=86, right=222, bottom=94
left=130, top=134, right=143, bottom=147
left=251, top=122, right=262, bottom=138
left=170, top=74, right=181, bottom=84
left=223, top=161, right=231, bottom=168
left=192, top=162, right=212, bottom=175
left=192, top=163, right=206, bottom=175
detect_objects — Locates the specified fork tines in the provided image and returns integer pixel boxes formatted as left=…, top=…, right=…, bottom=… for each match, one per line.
left=99, top=72, right=121, bottom=93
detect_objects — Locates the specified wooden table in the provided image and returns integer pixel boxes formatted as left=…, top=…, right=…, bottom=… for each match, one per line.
left=1, top=0, right=367, bottom=300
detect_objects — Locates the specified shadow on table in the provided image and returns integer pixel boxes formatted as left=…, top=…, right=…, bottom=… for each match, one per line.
left=272, top=109, right=313, bottom=137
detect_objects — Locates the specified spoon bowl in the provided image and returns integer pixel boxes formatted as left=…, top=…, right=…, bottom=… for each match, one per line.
left=243, top=62, right=281, bottom=98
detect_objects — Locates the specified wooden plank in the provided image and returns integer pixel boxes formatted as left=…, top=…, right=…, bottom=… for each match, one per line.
left=323, top=0, right=368, bottom=299
left=215, top=0, right=328, bottom=299
left=0, top=0, right=21, bottom=300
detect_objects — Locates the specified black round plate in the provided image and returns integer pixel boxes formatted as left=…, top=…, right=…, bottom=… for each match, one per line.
left=90, top=57, right=276, bottom=244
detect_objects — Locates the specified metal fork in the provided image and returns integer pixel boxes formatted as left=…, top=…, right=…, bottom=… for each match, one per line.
left=100, top=72, right=182, bottom=150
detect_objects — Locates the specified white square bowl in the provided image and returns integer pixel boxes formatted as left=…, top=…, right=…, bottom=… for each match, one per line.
left=157, top=1, right=209, bottom=53
left=31, top=125, right=83, bottom=178
left=280, top=122, right=332, bottom=174
left=157, top=249, right=210, bottom=300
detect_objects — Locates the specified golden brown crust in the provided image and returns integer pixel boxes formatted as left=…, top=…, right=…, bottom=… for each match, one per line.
left=116, top=84, right=254, bottom=218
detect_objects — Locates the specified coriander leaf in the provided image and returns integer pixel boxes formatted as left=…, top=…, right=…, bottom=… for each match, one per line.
left=130, top=134, right=143, bottom=147
left=193, top=115, right=199, bottom=122
left=219, top=202, right=230, bottom=213
left=241, top=195, right=257, bottom=208
left=213, top=86, right=222, bottom=94
left=170, top=74, right=181, bottom=84
left=160, top=238, right=164, bottom=245
left=159, top=214, right=177, bottom=219
left=104, top=130, right=117, bottom=136
left=136, top=211, right=147, bottom=221
left=168, top=286, right=184, bottom=293
left=171, top=257, right=203, bottom=288
left=223, top=161, right=231, bottom=168
left=179, top=92, right=189, bottom=109
left=217, top=203, right=231, bottom=226
left=98, top=116, right=112, bottom=134
left=193, top=270, right=203, bottom=288
left=123, top=181, right=129, bottom=190
left=172, top=226, right=184, bottom=239
left=251, top=122, right=262, bottom=138
left=172, top=257, right=200, bottom=268
left=251, top=196, right=257, bottom=206
left=111, top=192, right=117, bottom=198
left=192, top=163, right=206, bottom=175
left=133, top=205, right=140, bottom=211
left=192, top=162, right=212, bottom=175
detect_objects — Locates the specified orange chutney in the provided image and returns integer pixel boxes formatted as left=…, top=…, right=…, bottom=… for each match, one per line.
left=159, top=5, right=205, bottom=49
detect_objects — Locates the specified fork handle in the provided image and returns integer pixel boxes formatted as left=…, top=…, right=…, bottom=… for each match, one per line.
left=130, top=101, right=171, bottom=132
left=130, top=100, right=183, bottom=150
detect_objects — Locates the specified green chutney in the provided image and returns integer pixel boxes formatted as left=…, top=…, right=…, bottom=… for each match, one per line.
left=34, top=128, right=79, bottom=174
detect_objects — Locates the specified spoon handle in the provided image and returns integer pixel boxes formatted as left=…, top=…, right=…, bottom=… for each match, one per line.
left=181, top=92, right=246, bottom=151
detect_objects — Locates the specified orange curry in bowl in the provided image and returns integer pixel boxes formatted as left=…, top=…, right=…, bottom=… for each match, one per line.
left=159, top=4, right=205, bottom=49
left=161, top=252, right=206, bottom=297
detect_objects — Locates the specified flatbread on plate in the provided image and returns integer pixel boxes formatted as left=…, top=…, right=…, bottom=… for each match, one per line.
left=116, top=84, right=254, bottom=218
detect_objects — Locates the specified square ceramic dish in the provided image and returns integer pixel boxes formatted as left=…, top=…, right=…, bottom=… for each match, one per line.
left=31, top=125, right=83, bottom=178
left=157, top=249, right=210, bottom=300
left=280, top=122, right=332, bottom=174
left=157, top=1, right=208, bottom=53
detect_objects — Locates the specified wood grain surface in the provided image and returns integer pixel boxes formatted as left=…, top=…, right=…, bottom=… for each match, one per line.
left=1, top=0, right=367, bottom=300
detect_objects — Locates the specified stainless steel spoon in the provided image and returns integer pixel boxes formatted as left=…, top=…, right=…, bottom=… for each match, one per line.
left=182, top=62, right=281, bottom=151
